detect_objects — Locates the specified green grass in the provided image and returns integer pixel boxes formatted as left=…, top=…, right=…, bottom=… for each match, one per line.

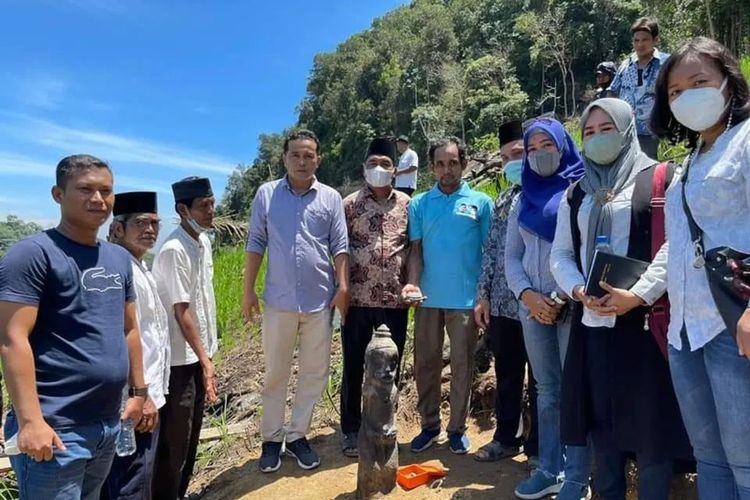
left=741, top=56, right=750, bottom=82
left=213, top=246, right=266, bottom=350
left=0, top=476, right=18, bottom=500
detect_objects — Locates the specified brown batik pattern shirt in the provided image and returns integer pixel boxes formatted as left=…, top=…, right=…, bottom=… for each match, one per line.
left=343, top=187, right=410, bottom=308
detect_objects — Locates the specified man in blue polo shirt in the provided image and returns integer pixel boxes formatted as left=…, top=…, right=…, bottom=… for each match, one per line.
left=402, top=137, right=492, bottom=455
left=0, top=154, right=146, bottom=499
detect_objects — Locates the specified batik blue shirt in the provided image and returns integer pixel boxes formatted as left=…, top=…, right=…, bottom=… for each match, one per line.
left=609, top=49, right=670, bottom=136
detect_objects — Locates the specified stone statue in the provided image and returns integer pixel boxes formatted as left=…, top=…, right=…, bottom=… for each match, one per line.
left=356, top=324, right=400, bottom=499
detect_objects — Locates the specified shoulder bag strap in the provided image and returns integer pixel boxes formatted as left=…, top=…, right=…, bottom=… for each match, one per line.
left=680, top=151, right=706, bottom=268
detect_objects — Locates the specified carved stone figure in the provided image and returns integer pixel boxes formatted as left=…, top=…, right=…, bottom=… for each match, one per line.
left=356, top=324, right=400, bottom=498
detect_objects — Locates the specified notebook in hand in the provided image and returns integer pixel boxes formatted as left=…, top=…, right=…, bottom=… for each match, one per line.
left=584, top=250, right=650, bottom=298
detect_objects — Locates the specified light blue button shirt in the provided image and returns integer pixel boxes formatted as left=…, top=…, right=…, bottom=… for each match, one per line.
left=409, top=182, right=493, bottom=309
left=666, top=118, right=750, bottom=351
left=246, top=176, right=349, bottom=313
left=504, top=194, right=560, bottom=299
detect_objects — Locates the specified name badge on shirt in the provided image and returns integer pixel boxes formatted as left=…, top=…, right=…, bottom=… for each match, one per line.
left=455, top=203, right=478, bottom=220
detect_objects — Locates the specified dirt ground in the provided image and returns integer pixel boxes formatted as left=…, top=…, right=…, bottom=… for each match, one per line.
left=193, top=331, right=697, bottom=500
left=200, top=422, right=531, bottom=500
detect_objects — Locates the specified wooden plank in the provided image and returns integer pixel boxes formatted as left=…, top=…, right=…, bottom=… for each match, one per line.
left=199, top=423, right=246, bottom=442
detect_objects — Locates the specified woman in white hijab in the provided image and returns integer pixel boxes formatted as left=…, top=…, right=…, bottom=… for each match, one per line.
left=550, top=98, right=693, bottom=500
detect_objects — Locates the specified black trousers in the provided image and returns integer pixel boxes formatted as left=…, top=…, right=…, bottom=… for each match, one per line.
left=153, top=363, right=205, bottom=500
left=488, top=315, right=538, bottom=455
left=101, top=423, right=160, bottom=500
left=395, top=187, right=415, bottom=197
left=585, top=328, right=673, bottom=500
left=340, top=306, right=408, bottom=435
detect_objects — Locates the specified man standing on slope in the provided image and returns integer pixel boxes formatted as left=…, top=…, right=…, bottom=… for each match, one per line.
left=0, top=154, right=146, bottom=499
left=243, top=129, right=349, bottom=474
left=394, top=135, right=419, bottom=197
left=152, top=177, right=219, bottom=499
left=608, top=16, right=670, bottom=158
left=339, top=137, right=410, bottom=457
left=103, top=191, right=170, bottom=500
left=402, top=137, right=493, bottom=455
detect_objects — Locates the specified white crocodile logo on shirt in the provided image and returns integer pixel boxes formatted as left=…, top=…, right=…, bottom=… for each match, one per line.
left=81, top=267, right=123, bottom=293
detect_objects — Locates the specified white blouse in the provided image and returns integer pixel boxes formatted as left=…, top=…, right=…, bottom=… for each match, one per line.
left=665, top=118, right=750, bottom=351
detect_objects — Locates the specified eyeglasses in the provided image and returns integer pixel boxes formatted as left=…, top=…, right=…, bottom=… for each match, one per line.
left=522, top=112, right=557, bottom=131
left=129, top=218, right=161, bottom=230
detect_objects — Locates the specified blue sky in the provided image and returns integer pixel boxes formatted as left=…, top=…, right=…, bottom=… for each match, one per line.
left=0, top=0, right=407, bottom=236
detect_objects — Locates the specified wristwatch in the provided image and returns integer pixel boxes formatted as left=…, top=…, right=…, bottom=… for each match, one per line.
left=128, top=386, right=149, bottom=398
left=550, top=291, right=567, bottom=306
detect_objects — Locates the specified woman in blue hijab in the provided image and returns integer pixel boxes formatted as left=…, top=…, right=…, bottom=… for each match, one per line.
left=505, top=118, right=591, bottom=500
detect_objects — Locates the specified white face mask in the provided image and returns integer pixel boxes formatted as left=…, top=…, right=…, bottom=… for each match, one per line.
left=670, top=77, right=729, bottom=132
left=186, top=217, right=210, bottom=235
left=364, top=166, right=393, bottom=188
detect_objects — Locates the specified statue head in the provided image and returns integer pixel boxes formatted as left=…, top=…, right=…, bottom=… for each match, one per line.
left=364, top=324, right=400, bottom=386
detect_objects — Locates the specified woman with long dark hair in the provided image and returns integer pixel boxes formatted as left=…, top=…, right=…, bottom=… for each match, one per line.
left=651, top=36, right=750, bottom=499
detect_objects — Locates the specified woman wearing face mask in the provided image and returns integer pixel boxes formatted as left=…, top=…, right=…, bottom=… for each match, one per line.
left=475, top=120, right=539, bottom=466
left=650, top=37, right=750, bottom=499
left=505, top=118, right=591, bottom=500
left=550, top=98, right=693, bottom=500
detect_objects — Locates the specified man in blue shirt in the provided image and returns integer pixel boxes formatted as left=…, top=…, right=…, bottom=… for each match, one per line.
left=0, top=154, right=146, bottom=499
left=608, top=16, right=670, bottom=159
left=402, top=137, right=493, bottom=455
left=243, top=129, right=349, bottom=474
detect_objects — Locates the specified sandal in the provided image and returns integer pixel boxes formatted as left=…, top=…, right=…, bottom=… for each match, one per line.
left=473, top=440, right=521, bottom=462
left=341, top=432, right=359, bottom=458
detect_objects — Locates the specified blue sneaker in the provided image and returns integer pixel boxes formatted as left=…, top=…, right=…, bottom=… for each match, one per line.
left=514, top=470, right=562, bottom=499
left=448, top=432, right=470, bottom=454
left=556, top=481, right=591, bottom=500
left=410, top=429, right=441, bottom=453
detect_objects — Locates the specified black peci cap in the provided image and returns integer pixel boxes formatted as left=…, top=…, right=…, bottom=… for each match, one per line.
left=113, top=191, right=158, bottom=216
left=497, top=120, right=524, bottom=145
left=172, top=177, right=213, bottom=202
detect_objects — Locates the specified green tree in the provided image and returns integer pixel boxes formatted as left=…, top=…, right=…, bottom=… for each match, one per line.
left=0, top=215, right=43, bottom=255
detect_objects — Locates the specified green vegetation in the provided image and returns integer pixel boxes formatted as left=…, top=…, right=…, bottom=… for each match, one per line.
left=0, top=215, right=43, bottom=256
left=219, top=0, right=750, bottom=217
left=213, top=246, right=264, bottom=350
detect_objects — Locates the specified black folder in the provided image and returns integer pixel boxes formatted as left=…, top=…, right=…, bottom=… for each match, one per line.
left=584, top=250, right=650, bottom=298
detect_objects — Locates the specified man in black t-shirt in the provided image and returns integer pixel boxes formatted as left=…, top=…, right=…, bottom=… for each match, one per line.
left=0, top=155, right=146, bottom=499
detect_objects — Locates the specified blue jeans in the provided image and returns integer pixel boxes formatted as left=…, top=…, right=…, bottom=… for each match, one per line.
left=669, top=328, right=750, bottom=500
left=5, top=412, right=120, bottom=500
left=521, top=309, right=591, bottom=485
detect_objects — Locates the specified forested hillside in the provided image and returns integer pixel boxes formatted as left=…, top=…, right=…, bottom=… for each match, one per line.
left=219, top=0, right=750, bottom=219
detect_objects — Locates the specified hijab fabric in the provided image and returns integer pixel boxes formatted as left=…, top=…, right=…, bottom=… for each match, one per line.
left=579, top=98, right=656, bottom=264
left=519, top=119, right=585, bottom=242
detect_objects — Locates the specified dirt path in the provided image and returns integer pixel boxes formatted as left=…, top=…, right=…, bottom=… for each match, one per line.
left=201, top=422, right=530, bottom=500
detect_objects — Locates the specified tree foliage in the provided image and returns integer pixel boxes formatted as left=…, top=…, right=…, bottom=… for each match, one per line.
left=0, top=215, right=43, bottom=255
left=219, top=0, right=750, bottom=215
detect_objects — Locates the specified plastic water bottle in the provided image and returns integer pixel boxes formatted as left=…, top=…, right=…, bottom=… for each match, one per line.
left=595, top=235, right=612, bottom=254
left=115, top=418, right=137, bottom=457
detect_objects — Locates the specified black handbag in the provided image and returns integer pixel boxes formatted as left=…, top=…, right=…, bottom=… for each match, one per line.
left=681, top=154, right=750, bottom=335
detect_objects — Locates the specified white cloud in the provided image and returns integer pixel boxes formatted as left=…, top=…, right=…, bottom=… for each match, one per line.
left=0, top=151, right=171, bottom=193
left=0, top=152, right=53, bottom=177
left=17, top=77, right=69, bottom=110
left=0, top=113, right=236, bottom=176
